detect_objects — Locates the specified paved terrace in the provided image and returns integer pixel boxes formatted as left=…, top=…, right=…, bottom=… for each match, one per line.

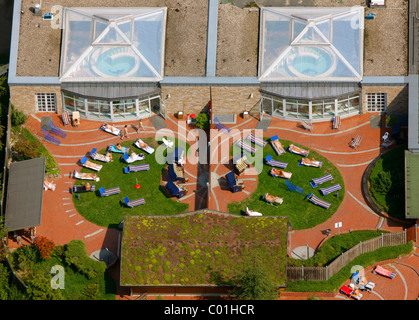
left=14, top=112, right=419, bottom=300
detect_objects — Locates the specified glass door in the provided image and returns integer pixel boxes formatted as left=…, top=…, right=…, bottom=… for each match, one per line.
left=159, top=97, right=166, bottom=120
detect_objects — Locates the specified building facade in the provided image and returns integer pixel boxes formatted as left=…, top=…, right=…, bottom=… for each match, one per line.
left=8, top=0, right=410, bottom=124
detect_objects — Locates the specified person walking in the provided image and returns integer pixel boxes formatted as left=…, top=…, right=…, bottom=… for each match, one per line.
left=138, top=119, right=145, bottom=132
left=121, top=125, right=129, bottom=140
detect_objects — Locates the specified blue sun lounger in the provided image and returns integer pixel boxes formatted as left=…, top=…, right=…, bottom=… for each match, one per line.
left=99, top=186, right=120, bottom=197
left=62, top=111, right=71, bottom=126
left=333, top=116, right=341, bottom=130
left=381, top=139, right=395, bottom=148
left=226, top=171, right=244, bottom=193
left=48, top=120, right=67, bottom=138
left=72, top=185, right=95, bottom=193
left=42, top=129, right=61, bottom=146
left=270, top=135, right=286, bottom=155
left=246, top=133, right=267, bottom=147
left=301, top=120, right=314, bottom=132
left=350, top=135, right=362, bottom=149
left=108, top=145, right=129, bottom=154
left=89, top=148, right=111, bottom=163
left=306, top=193, right=331, bottom=209
left=123, top=164, right=150, bottom=174
left=80, top=156, right=103, bottom=171
left=124, top=196, right=145, bottom=208
left=165, top=180, right=187, bottom=198
left=122, top=153, right=145, bottom=163
left=289, top=144, right=309, bottom=157
left=310, top=174, right=333, bottom=188
left=214, top=116, right=231, bottom=134
left=236, top=139, right=256, bottom=154
left=265, top=155, right=288, bottom=169
left=320, top=184, right=342, bottom=196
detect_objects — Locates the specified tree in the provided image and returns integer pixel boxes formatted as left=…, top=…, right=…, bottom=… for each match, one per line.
left=232, top=257, right=278, bottom=300
left=26, top=271, right=63, bottom=300
left=194, top=113, right=209, bottom=130
left=34, top=236, right=55, bottom=260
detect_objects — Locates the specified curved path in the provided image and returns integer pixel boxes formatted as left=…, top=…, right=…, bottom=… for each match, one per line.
left=15, top=112, right=418, bottom=300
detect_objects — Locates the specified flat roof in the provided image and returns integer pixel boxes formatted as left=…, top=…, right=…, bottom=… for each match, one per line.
left=11, top=0, right=408, bottom=80
left=120, top=211, right=288, bottom=287
left=14, top=0, right=209, bottom=78
left=405, top=150, right=419, bottom=219
left=4, top=157, right=46, bottom=231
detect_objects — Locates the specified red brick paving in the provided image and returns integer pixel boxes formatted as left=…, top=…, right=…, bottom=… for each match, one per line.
left=11, top=112, right=418, bottom=300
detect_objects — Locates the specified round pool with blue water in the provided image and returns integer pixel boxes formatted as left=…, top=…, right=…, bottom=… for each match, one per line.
left=91, top=48, right=140, bottom=78
left=286, top=47, right=336, bottom=78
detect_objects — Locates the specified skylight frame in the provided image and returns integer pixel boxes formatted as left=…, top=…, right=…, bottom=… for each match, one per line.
left=59, top=7, right=167, bottom=83
left=258, top=6, right=364, bottom=82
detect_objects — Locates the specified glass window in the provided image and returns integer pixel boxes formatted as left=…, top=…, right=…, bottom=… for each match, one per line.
left=261, top=97, right=273, bottom=115
left=366, top=93, right=386, bottom=112
left=60, top=7, right=166, bottom=82
left=63, top=94, right=75, bottom=112
left=337, top=99, right=347, bottom=115
left=311, top=101, right=323, bottom=119
left=36, top=93, right=56, bottom=112
left=259, top=7, right=363, bottom=81
left=323, top=99, right=335, bottom=117
left=297, top=100, right=310, bottom=119
left=285, top=99, right=298, bottom=118
left=139, top=100, right=150, bottom=117
left=273, top=99, right=283, bottom=117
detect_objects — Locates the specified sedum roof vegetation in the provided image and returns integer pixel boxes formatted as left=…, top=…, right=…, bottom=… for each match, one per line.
left=120, top=211, right=288, bottom=286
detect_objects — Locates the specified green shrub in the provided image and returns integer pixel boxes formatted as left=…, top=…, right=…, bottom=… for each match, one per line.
left=64, top=240, right=106, bottom=280
left=372, top=171, right=392, bottom=194
left=12, top=128, right=60, bottom=176
left=12, top=138, right=38, bottom=160
left=194, top=113, right=209, bottom=130
left=11, top=105, right=27, bottom=127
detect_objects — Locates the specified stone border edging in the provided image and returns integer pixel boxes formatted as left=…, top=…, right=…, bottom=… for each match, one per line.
left=361, top=150, right=414, bottom=227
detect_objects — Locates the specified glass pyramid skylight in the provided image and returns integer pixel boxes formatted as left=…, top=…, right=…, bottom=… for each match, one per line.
left=259, top=7, right=364, bottom=82
left=60, top=7, right=167, bottom=82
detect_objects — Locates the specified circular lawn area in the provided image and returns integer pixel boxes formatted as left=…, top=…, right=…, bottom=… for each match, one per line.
left=228, top=138, right=345, bottom=230
left=72, top=137, right=190, bottom=228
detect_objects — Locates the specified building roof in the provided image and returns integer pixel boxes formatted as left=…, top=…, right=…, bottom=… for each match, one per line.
left=59, top=7, right=167, bottom=82
left=120, top=211, right=288, bottom=287
left=4, top=157, right=46, bottom=231
left=258, top=6, right=364, bottom=82
left=405, top=150, right=419, bottom=219
left=11, top=0, right=408, bottom=80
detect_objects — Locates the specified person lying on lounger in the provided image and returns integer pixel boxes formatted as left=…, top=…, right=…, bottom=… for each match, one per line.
left=289, top=144, right=308, bottom=155
left=301, top=157, right=322, bottom=167
left=104, top=123, right=120, bottom=135
left=77, top=172, right=99, bottom=180
left=270, top=168, right=292, bottom=179
left=85, top=183, right=92, bottom=191
left=84, top=159, right=102, bottom=170
left=272, top=139, right=285, bottom=154
left=138, top=140, right=147, bottom=149
left=105, top=151, right=113, bottom=161
left=264, top=193, right=283, bottom=204
left=115, top=143, right=124, bottom=151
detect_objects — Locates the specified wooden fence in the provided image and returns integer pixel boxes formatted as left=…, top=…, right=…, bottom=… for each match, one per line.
left=286, top=229, right=408, bottom=282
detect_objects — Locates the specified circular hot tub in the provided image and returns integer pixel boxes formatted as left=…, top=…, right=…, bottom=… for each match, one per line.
left=91, top=47, right=140, bottom=78
left=286, top=47, right=337, bottom=78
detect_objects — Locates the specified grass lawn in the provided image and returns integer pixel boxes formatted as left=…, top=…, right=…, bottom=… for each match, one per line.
left=228, top=138, right=345, bottom=230
left=73, top=137, right=190, bottom=228
left=369, top=144, right=406, bottom=220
